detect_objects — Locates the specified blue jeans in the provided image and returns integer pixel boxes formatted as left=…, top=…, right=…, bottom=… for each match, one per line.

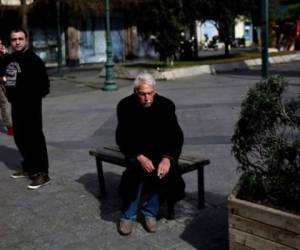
left=121, top=182, right=159, bottom=221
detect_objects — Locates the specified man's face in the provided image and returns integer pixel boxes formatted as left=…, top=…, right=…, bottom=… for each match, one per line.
left=136, top=81, right=156, bottom=108
left=10, top=31, right=27, bottom=52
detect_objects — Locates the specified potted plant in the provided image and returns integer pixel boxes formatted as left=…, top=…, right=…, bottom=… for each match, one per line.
left=228, top=75, right=300, bottom=250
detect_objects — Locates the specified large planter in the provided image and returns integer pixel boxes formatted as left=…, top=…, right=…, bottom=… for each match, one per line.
left=228, top=178, right=300, bottom=250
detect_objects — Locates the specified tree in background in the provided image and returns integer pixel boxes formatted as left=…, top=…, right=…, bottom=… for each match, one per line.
left=151, top=0, right=186, bottom=65
left=182, top=0, right=281, bottom=55
left=283, top=1, right=300, bottom=21
left=30, top=0, right=103, bottom=18
left=20, top=0, right=28, bottom=29
left=241, top=0, right=279, bottom=47
left=281, top=1, right=300, bottom=50
left=182, top=0, right=247, bottom=56
left=197, top=0, right=242, bottom=56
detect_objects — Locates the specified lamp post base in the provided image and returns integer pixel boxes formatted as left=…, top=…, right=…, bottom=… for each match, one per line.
left=102, top=81, right=118, bottom=91
left=103, top=62, right=118, bottom=91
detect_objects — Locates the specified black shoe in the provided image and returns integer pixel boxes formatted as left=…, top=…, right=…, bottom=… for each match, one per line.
left=10, top=170, right=29, bottom=179
left=27, top=173, right=51, bottom=190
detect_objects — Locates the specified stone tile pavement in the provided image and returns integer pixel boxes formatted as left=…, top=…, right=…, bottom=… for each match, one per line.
left=0, top=61, right=299, bottom=249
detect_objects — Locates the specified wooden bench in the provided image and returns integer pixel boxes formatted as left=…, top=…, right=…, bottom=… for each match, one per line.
left=89, top=146, right=210, bottom=213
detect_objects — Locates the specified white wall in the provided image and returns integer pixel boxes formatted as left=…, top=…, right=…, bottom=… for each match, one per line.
left=0, top=0, right=33, bottom=6
left=235, top=20, right=245, bottom=39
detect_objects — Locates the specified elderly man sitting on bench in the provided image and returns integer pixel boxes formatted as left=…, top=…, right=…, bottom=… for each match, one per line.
left=116, top=72, right=185, bottom=235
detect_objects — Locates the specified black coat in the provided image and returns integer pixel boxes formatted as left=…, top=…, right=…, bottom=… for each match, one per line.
left=4, top=48, right=49, bottom=103
left=0, top=54, right=6, bottom=77
left=116, top=93, right=185, bottom=202
left=3, top=49, right=49, bottom=174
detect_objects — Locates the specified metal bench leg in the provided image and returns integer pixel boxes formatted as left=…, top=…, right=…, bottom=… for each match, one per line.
left=96, top=157, right=106, bottom=198
left=197, top=167, right=205, bottom=209
left=166, top=200, right=175, bottom=220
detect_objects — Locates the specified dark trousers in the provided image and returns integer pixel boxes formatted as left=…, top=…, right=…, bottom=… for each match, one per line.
left=11, top=99, right=49, bottom=175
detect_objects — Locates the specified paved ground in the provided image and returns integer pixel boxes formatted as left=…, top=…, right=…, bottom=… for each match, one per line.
left=0, top=61, right=299, bottom=250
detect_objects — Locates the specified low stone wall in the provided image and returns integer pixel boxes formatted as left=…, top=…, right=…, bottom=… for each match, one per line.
left=99, top=53, right=300, bottom=80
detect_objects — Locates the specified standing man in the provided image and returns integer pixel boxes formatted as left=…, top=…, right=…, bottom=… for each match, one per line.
left=116, top=72, right=185, bottom=235
left=3, top=28, right=50, bottom=189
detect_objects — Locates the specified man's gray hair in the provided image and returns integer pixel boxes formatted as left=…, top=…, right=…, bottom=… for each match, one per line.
left=134, top=72, right=156, bottom=88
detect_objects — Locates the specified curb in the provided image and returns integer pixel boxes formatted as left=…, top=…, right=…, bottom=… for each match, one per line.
left=99, top=53, right=300, bottom=80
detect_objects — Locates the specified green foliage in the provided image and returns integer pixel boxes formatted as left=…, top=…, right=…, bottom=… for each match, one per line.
left=185, top=0, right=280, bottom=54
left=31, top=0, right=103, bottom=18
left=232, top=75, right=300, bottom=211
left=283, top=2, right=300, bottom=21
left=184, top=0, right=243, bottom=56
left=151, top=0, right=185, bottom=63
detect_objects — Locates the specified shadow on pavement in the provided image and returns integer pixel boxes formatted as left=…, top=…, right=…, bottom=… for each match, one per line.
left=180, top=192, right=229, bottom=250
left=77, top=172, right=229, bottom=249
left=76, top=172, right=121, bottom=223
left=0, top=145, right=22, bottom=170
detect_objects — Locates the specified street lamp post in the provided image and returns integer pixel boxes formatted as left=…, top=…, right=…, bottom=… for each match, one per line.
left=103, top=0, right=118, bottom=91
left=261, top=0, right=269, bottom=79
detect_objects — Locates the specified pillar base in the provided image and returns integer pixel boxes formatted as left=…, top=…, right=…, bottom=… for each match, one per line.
left=102, top=81, right=118, bottom=91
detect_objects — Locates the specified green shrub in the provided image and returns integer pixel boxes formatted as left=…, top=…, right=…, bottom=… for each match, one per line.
left=232, top=75, right=300, bottom=212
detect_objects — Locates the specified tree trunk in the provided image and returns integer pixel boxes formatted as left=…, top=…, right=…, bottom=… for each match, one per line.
left=219, top=20, right=233, bottom=57
left=66, top=26, right=80, bottom=66
left=224, top=40, right=230, bottom=56
left=20, top=0, right=28, bottom=30
left=166, top=55, right=174, bottom=67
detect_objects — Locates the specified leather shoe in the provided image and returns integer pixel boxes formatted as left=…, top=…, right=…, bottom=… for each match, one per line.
left=145, top=217, right=157, bottom=233
left=118, top=219, right=134, bottom=235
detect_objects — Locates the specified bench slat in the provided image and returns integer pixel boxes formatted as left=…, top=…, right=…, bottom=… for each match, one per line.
left=102, top=146, right=208, bottom=164
left=89, top=148, right=210, bottom=173
left=90, top=149, right=127, bottom=167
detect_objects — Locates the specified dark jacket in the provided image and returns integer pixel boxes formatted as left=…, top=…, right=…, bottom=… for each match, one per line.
left=0, top=54, right=5, bottom=75
left=4, top=48, right=49, bottom=103
left=116, top=93, right=185, bottom=202
left=0, top=53, right=8, bottom=80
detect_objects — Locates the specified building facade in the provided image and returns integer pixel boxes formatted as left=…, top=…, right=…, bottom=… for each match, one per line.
left=0, top=0, right=156, bottom=66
